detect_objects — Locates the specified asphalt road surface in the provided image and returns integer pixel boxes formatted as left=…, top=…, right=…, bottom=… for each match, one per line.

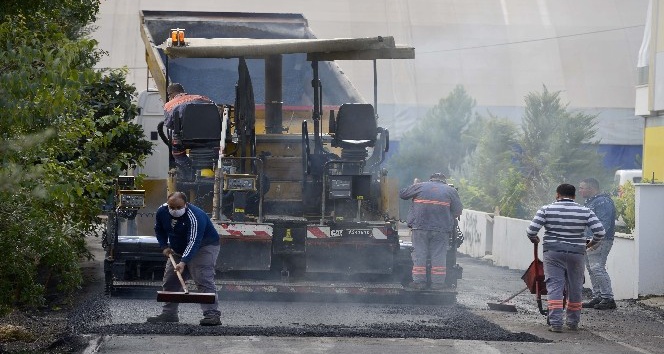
left=76, top=246, right=664, bottom=354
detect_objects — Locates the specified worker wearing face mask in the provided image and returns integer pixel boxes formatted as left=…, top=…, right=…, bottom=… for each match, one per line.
left=148, top=191, right=221, bottom=326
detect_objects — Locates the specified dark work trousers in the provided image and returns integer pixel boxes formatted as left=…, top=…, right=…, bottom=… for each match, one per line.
left=543, top=250, right=584, bottom=327
left=171, top=133, right=193, bottom=174
left=411, top=229, right=449, bottom=284
left=162, top=244, right=221, bottom=317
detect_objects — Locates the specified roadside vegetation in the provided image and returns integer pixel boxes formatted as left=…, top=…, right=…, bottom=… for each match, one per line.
left=390, top=85, right=612, bottom=219
left=614, top=181, right=636, bottom=233
left=0, top=0, right=151, bottom=316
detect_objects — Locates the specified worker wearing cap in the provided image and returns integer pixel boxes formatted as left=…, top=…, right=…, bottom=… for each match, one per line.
left=399, top=173, right=463, bottom=290
left=526, top=183, right=605, bottom=333
left=163, top=83, right=215, bottom=178
left=147, top=191, right=221, bottom=326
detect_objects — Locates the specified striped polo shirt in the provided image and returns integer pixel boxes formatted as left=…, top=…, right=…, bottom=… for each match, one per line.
left=526, top=198, right=605, bottom=254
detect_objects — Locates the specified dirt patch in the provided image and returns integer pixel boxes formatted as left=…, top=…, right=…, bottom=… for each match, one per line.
left=0, top=236, right=104, bottom=353
left=0, top=309, right=89, bottom=353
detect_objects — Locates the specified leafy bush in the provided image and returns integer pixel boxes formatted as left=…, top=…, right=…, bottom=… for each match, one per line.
left=613, top=181, right=636, bottom=233
left=0, top=1, right=150, bottom=314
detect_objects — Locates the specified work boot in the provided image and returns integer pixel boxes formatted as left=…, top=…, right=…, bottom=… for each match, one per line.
left=406, top=282, right=427, bottom=290
left=199, top=315, right=221, bottom=326
left=548, top=325, right=563, bottom=333
left=566, top=324, right=579, bottom=331
left=582, top=297, right=602, bottom=308
left=594, top=298, right=617, bottom=310
left=146, top=313, right=179, bottom=323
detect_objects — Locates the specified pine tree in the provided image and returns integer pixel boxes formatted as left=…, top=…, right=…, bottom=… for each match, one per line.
left=518, top=86, right=608, bottom=216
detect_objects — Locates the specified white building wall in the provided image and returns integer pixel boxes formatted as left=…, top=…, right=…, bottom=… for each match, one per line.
left=93, top=0, right=648, bottom=141
left=134, top=91, right=169, bottom=179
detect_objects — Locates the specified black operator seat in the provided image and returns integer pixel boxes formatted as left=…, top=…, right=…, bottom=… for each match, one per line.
left=176, top=102, right=222, bottom=149
left=332, top=103, right=377, bottom=149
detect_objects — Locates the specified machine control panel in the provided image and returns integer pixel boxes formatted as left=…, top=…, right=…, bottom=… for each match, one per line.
left=117, top=190, right=146, bottom=209
left=328, top=176, right=352, bottom=199
left=116, top=175, right=136, bottom=190
left=224, top=174, right=257, bottom=191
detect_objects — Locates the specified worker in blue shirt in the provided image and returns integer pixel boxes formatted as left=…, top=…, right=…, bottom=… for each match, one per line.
left=579, top=177, right=617, bottom=310
left=147, top=191, right=221, bottom=326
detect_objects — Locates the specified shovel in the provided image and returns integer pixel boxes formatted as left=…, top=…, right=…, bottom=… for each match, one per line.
left=488, top=243, right=545, bottom=312
left=487, top=286, right=528, bottom=312
left=156, top=254, right=217, bottom=304
left=521, top=243, right=548, bottom=316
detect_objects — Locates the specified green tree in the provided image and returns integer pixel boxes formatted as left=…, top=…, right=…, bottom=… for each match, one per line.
left=518, top=86, right=608, bottom=216
left=389, top=85, right=479, bottom=217
left=0, top=1, right=151, bottom=314
left=457, top=116, right=526, bottom=217
left=456, top=86, right=610, bottom=219
left=390, top=85, right=478, bottom=185
left=0, top=0, right=99, bottom=37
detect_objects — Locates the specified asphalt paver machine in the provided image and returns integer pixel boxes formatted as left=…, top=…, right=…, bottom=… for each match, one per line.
left=102, top=11, right=462, bottom=304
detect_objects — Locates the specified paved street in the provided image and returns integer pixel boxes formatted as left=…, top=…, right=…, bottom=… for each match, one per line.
left=78, top=238, right=664, bottom=353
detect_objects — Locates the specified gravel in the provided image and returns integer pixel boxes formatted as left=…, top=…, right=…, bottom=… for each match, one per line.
left=13, top=237, right=664, bottom=353
left=70, top=288, right=547, bottom=342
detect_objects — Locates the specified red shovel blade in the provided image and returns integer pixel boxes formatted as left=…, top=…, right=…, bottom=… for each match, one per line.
left=521, top=259, right=546, bottom=295
left=521, top=243, right=547, bottom=295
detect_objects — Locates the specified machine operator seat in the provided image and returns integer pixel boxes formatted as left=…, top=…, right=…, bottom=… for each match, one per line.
left=175, top=102, right=223, bottom=149
left=332, top=103, right=377, bottom=150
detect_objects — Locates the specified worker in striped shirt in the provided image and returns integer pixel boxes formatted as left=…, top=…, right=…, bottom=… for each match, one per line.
left=526, top=183, right=605, bottom=333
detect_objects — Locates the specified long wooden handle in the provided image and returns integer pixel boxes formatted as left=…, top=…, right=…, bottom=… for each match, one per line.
left=169, top=253, right=188, bottom=294
left=533, top=243, right=540, bottom=296
left=499, top=286, right=529, bottom=304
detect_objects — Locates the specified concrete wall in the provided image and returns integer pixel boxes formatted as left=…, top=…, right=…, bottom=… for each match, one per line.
left=493, top=216, right=546, bottom=271
left=635, top=184, right=664, bottom=295
left=457, top=210, right=492, bottom=258
left=606, top=235, right=639, bottom=299
left=458, top=210, right=641, bottom=300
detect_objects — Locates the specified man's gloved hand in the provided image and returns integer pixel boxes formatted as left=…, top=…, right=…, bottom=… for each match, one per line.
left=162, top=247, right=173, bottom=257
left=175, top=261, right=187, bottom=274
